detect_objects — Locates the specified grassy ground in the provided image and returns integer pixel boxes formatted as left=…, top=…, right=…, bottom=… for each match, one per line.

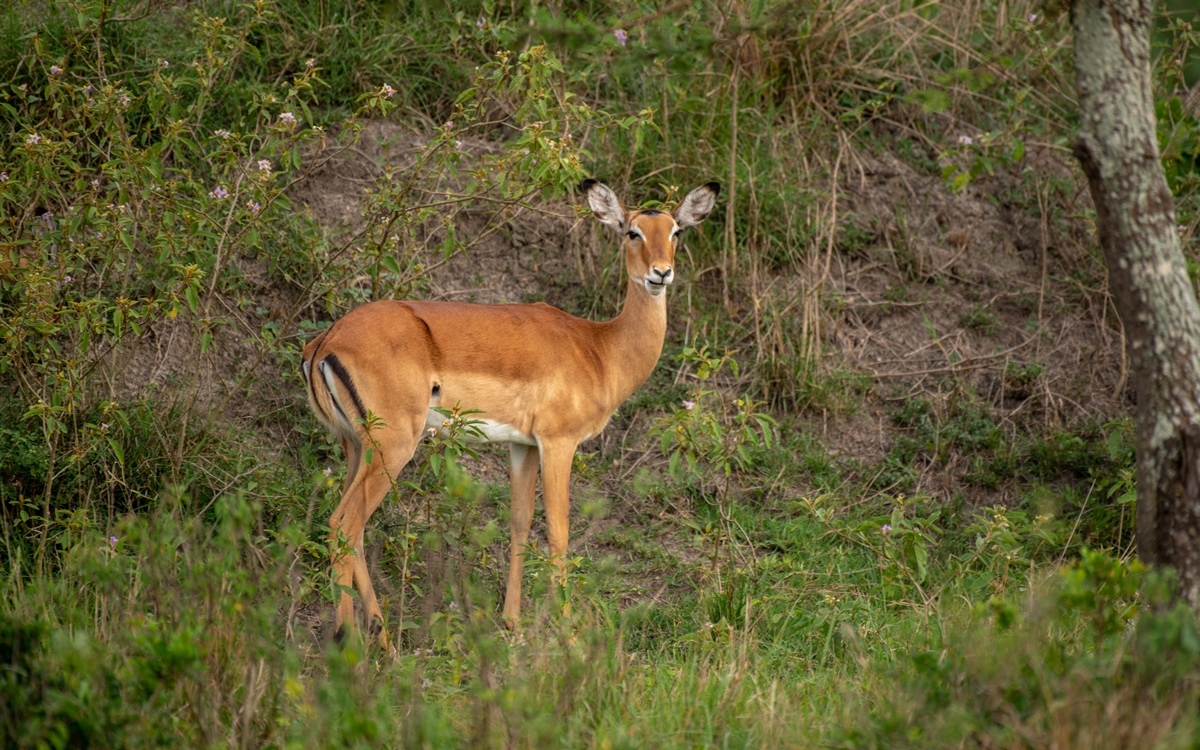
left=3, top=0, right=1200, bottom=747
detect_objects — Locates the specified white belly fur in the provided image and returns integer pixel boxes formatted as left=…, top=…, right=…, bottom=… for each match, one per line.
left=424, top=409, right=537, bottom=446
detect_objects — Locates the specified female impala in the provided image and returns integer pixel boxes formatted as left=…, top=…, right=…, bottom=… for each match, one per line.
left=302, top=179, right=719, bottom=638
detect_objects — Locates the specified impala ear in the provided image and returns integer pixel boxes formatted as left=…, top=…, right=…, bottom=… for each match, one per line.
left=674, top=182, right=720, bottom=228
left=580, top=179, right=626, bottom=232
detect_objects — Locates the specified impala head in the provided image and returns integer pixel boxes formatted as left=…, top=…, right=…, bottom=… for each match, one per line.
left=581, top=179, right=720, bottom=297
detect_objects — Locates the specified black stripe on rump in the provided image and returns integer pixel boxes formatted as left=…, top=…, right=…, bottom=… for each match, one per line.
left=323, top=353, right=367, bottom=422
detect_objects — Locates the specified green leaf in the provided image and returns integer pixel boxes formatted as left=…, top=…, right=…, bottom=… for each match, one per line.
left=106, top=437, right=125, bottom=466
left=1010, top=137, right=1025, bottom=163
left=907, top=88, right=951, bottom=113
left=912, top=540, right=928, bottom=583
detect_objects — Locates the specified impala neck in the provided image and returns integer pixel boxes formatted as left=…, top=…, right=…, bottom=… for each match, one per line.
left=604, top=279, right=669, bottom=403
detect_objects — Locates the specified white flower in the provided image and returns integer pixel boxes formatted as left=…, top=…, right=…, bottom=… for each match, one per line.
left=26, top=133, right=41, bottom=145
left=159, top=59, right=170, bottom=68
left=958, top=135, right=974, bottom=146
left=257, top=159, right=272, bottom=172
left=215, top=129, right=232, bottom=139
left=279, top=112, right=296, bottom=125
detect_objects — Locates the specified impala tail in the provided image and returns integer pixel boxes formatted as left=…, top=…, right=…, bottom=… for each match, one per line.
left=302, top=330, right=367, bottom=445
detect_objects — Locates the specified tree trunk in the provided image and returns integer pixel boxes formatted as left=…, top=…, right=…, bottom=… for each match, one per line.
left=1071, top=0, right=1200, bottom=607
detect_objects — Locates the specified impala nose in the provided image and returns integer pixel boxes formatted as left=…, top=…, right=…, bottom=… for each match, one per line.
left=651, top=267, right=673, bottom=284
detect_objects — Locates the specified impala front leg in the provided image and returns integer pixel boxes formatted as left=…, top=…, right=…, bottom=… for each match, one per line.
left=504, top=443, right=540, bottom=629
left=539, top=440, right=576, bottom=615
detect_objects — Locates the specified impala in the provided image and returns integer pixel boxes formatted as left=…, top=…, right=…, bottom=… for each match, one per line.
left=302, top=179, right=720, bottom=638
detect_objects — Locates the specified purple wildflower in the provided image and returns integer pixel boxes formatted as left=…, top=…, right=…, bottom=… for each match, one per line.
left=215, top=129, right=232, bottom=139
left=958, top=135, right=974, bottom=146
left=257, top=159, right=272, bottom=172
left=279, top=111, right=296, bottom=125
left=247, top=200, right=261, bottom=214
left=614, top=28, right=628, bottom=46
left=26, top=133, right=41, bottom=146
left=381, top=83, right=396, bottom=99
left=1027, top=13, right=1037, bottom=22
left=476, top=16, right=485, bottom=28
left=0, top=172, right=7, bottom=183
left=881, top=524, right=892, bottom=535
left=49, top=65, right=62, bottom=75
left=109, top=536, right=118, bottom=548
left=682, top=400, right=695, bottom=410
left=209, top=186, right=229, bottom=199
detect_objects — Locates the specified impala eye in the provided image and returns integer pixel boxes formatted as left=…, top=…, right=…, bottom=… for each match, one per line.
left=626, top=231, right=640, bottom=241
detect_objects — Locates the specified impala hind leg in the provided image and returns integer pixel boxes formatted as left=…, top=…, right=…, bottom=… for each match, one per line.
left=352, top=532, right=384, bottom=639
left=503, top=443, right=540, bottom=630
left=339, top=436, right=361, bottom=495
left=330, top=428, right=419, bottom=642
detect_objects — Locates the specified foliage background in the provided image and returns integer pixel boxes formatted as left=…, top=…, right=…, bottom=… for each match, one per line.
left=3, top=0, right=1200, bottom=746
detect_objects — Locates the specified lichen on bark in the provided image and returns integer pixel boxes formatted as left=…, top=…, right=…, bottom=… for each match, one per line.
left=1072, top=0, right=1200, bottom=607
